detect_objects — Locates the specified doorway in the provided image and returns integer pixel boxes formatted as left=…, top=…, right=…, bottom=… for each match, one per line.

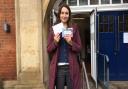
left=72, top=13, right=91, bottom=74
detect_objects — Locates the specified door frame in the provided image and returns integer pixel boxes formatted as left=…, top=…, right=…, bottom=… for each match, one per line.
left=90, top=8, right=98, bottom=88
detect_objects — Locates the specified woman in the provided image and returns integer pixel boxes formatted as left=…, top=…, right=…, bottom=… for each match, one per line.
left=47, top=4, right=82, bottom=89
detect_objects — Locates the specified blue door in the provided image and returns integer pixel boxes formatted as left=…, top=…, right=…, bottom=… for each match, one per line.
left=97, top=11, right=128, bottom=80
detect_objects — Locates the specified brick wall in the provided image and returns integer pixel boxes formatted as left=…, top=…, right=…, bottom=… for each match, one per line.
left=0, top=0, right=16, bottom=80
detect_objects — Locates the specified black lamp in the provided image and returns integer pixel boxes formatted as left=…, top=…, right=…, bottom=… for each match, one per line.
left=3, top=0, right=10, bottom=33
left=3, top=20, right=10, bottom=33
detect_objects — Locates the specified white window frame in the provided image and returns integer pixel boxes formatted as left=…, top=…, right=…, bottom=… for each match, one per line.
left=70, top=4, right=128, bottom=13
left=66, top=0, right=128, bottom=6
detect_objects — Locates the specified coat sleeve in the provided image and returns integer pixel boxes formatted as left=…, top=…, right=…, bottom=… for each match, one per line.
left=69, top=25, right=82, bottom=53
left=47, top=28, right=58, bottom=54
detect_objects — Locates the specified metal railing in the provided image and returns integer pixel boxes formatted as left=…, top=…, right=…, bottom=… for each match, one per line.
left=77, top=54, right=90, bottom=89
left=97, top=53, right=109, bottom=89
left=78, top=53, right=109, bottom=89
left=81, top=60, right=90, bottom=89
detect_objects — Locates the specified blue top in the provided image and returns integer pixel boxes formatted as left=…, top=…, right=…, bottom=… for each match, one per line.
left=58, top=37, right=69, bottom=63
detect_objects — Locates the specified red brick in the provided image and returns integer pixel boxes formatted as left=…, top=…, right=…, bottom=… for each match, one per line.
left=0, top=0, right=16, bottom=80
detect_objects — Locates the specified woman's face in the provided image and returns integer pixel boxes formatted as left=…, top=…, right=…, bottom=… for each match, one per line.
left=60, top=7, right=69, bottom=24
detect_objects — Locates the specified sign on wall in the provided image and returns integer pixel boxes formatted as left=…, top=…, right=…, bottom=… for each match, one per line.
left=123, top=33, right=128, bottom=43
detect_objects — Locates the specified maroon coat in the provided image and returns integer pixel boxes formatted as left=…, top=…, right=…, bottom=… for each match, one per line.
left=47, top=24, right=82, bottom=89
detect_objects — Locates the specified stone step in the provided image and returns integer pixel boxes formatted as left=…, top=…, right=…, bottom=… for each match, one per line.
left=14, top=84, right=43, bottom=89
left=109, top=81, right=128, bottom=89
left=17, top=71, right=42, bottom=85
left=4, top=81, right=44, bottom=89
left=3, top=72, right=44, bottom=89
left=14, top=72, right=43, bottom=89
left=18, top=72, right=41, bottom=80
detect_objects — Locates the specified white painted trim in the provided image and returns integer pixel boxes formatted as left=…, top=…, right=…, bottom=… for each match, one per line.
left=88, top=0, right=90, bottom=5
left=77, top=0, right=79, bottom=6
left=110, top=0, right=112, bottom=4
left=66, top=0, right=69, bottom=4
left=90, top=9, right=97, bottom=88
left=121, top=0, right=123, bottom=4
left=70, top=4, right=128, bottom=13
left=99, top=0, right=101, bottom=5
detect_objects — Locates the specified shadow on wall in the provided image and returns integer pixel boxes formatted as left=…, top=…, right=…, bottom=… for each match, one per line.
left=0, top=78, right=4, bottom=89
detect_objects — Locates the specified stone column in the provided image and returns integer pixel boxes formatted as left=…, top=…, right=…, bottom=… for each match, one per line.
left=15, top=0, right=43, bottom=82
left=21, top=0, right=42, bottom=71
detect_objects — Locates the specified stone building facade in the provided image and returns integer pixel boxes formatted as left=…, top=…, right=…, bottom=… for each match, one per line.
left=1, top=0, right=128, bottom=89
left=0, top=0, right=55, bottom=89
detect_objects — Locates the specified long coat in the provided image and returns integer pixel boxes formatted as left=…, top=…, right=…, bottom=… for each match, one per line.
left=47, top=24, right=82, bottom=89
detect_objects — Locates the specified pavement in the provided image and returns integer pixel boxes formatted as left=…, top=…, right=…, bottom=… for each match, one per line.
left=85, top=74, right=128, bottom=89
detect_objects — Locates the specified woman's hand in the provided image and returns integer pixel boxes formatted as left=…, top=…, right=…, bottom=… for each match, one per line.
left=64, top=34, right=72, bottom=45
left=54, top=33, right=60, bottom=43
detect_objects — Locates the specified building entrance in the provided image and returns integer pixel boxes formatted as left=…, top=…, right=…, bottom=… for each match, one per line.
left=97, top=11, right=128, bottom=80
left=72, top=13, right=91, bottom=73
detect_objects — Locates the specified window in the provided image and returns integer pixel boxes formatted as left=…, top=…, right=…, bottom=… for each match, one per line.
left=68, top=0, right=77, bottom=6
left=90, top=0, right=98, bottom=5
left=67, top=0, right=126, bottom=6
left=119, top=16, right=124, bottom=32
left=123, top=0, right=128, bottom=3
left=99, top=15, right=114, bottom=32
left=125, top=15, right=128, bottom=32
left=101, top=0, right=110, bottom=4
left=79, top=0, right=88, bottom=5
left=112, top=0, right=121, bottom=4
left=109, top=16, right=114, bottom=32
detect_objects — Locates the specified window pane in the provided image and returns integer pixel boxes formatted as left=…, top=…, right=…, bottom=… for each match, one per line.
left=112, top=0, right=121, bottom=3
left=99, top=15, right=108, bottom=23
left=119, top=15, right=123, bottom=23
left=126, top=25, right=128, bottom=32
left=109, top=16, right=114, bottom=24
left=99, top=16, right=103, bottom=32
left=109, top=16, right=114, bottom=32
left=99, top=24, right=103, bottom=32
left=68, top=0, right=77, bottom=6
left=125, top=15, right=128, bottom=32
left=79, top=0, right=88, bottom=5
left=119, top=23, right=123, bottom=32
left=103, top=16, right=108, bottom=23
left=99, top=16, right=104, bottom=22
left=104, top=24, right=108, bottom=32
left=119, top=16, right=124, bottom=32
left=109, top=24, right=114, bottom=32
left=90, top=0, right=98, bottom=5
left=101, top=0, right=110, bottom=4
left=123, top=0, right=128, bottom=3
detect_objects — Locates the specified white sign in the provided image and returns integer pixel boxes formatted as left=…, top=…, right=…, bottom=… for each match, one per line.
left=52, top=23, right=63, bottom=35
left=123, top=33, right=128, bottom=43
left=52, top=23, right=73, bottom=38
left=62, top=28, right=73, bottom=37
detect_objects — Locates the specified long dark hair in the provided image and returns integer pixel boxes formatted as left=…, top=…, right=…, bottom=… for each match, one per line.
left=57, top=4, right=72, bottom=26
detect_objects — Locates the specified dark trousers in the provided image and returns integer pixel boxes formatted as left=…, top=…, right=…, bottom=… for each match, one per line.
left=55, top=65, right=72, bottom=89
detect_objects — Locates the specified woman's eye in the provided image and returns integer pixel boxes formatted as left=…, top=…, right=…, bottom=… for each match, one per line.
left=61, top=12, right=64, bottom=14
left=61, top=12, right=69, bottom=15
left=65, top=12, right=69, bottom=15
